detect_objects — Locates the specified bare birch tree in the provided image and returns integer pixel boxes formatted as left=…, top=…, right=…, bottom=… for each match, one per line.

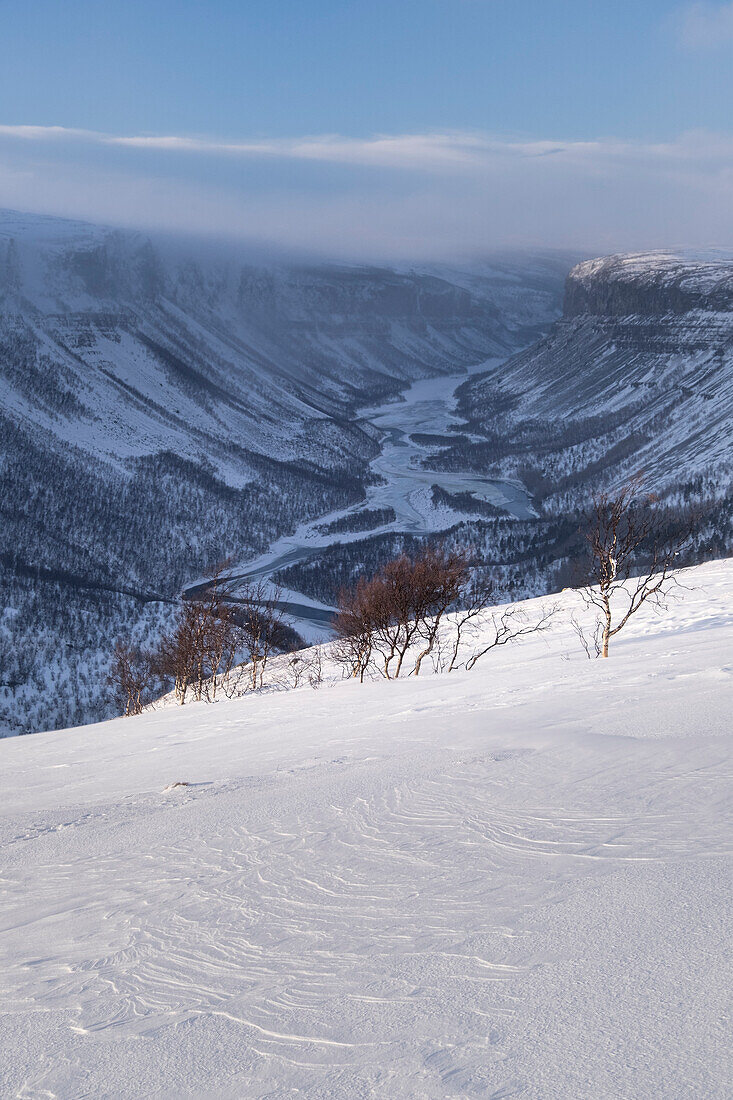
left=155, top=562, right=243, bottom=702
left=333, top=547, right=555, bottom=680
left=225, top=581, right=290, bottom=693
left=576, top=477, right=695, bottom=658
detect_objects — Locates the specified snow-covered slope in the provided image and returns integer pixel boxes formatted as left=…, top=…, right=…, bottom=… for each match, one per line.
left=452, top=249, right=733, bottom=504
left=1, top=560, right=730, bottom=1098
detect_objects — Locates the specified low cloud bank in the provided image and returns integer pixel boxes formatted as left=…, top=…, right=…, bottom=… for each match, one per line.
left=0, top=124, right=731, bottom=259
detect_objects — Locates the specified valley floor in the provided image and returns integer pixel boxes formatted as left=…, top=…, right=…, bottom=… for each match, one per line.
left=1, top=561, right=732, bottom=1098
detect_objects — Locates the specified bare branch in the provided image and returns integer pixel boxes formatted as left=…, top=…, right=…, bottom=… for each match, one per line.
left=460, top=603, right=557, bottom=671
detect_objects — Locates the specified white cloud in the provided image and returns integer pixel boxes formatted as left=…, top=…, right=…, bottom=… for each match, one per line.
left=0, top=123, right=731, bottom=259
left=678, top=1, right=733, bottom=49
left=0, top=124, right=94, bottom=141
left=0, top=123, right=730, bottom=175
left=107, top=131, right=495, bottom=170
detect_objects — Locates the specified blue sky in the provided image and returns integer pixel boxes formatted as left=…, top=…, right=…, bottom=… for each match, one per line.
left=0, top=0, right=732, bottom=257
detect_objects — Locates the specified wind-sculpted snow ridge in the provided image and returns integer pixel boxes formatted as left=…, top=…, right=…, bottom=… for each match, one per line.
left=1, top=559, right=731, bottom=1098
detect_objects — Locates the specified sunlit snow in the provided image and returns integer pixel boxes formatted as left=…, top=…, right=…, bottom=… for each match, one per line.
left=1, top=560, right=730, bottom=1098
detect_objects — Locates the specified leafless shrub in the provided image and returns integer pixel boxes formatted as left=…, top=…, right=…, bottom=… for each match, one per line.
left=280, top=653, right=309, bottom=690
left=155, top=562, right=238, bottom=703
left=108, top=641, right=155, bottom=716
left=273, top=646, right=324, bottom=692
left=333, top=546, right=469, bottom=680
left=307, top=645, right=324, bottom=689
left=444, top=574, right=495, bottom=672
left=464, top=604, right=557, bottom=670
left=149, top=563, right=294, bottom=705
left=222, top=580, right=291, bottom=696
left=570, top=613, right=603, bottom=660
left=446, top=577, right=557, bottom=672
left=334, top=547, right=556, bottom=680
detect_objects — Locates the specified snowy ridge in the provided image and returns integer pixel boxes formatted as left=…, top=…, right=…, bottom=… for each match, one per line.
left=1, top=559, right=731, bottom=1097
left=566, top=249, right=733, bottom=314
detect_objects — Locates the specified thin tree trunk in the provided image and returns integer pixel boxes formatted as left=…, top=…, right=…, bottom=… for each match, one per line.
left=602, top=596, right=611, bottom=658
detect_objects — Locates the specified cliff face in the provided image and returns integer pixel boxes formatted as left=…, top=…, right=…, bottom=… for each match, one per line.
left=452, top=251, right=733, bottom=505
left=564, top=251, right=733, bottom=318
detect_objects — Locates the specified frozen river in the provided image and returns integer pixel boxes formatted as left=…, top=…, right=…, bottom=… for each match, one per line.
left=186, top=363, right=533, bottom=636
left=360, top=366, right=533, bottom=529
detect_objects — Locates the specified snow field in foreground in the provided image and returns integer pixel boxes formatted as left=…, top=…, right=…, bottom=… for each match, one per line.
left=0, top=560, right=731, bottom=1098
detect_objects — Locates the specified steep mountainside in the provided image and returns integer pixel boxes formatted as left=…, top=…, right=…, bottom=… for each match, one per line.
left=0, top=212, right=569, bottom=478
left=0, top=210, right=571, bottom=734
left=436, top=250, right=733, bottom=514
